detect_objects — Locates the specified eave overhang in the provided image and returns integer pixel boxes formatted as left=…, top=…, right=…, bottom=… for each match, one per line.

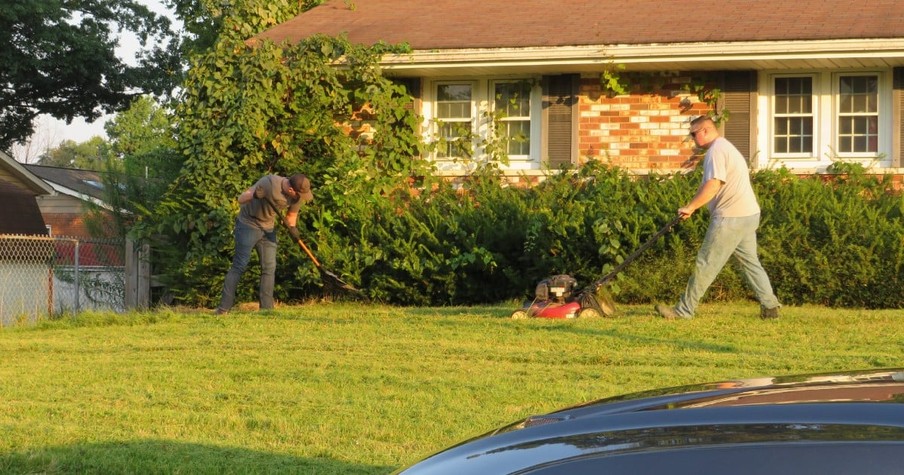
left=380, top=38, right=904, bottom=77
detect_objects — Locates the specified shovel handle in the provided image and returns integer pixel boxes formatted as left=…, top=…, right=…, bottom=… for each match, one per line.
left=262, top=196, right=322, bottom=268
left=288, top=227, right=322, bottom=267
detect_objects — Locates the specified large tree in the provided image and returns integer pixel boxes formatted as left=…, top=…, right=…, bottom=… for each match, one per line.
left=0, top=0, right=181, bottom=151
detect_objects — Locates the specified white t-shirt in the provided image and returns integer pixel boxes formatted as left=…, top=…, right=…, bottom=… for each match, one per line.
left=703, top=137, right=760, bottom=218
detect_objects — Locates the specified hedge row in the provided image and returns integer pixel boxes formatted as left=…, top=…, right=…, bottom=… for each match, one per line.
left=263, top=163, right=903, bottom=309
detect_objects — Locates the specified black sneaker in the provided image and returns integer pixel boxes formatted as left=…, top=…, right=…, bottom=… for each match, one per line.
left=214, top=307, right=228, bottom=316
left=760, top=305, right=780, bottom=319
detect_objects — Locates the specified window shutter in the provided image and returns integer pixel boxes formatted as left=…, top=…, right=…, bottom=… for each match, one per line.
left=543, top=74, right=578, bottom=169
left=894, top=68, right=904, bottom=167
left=720, top=71, right=757, bottom=165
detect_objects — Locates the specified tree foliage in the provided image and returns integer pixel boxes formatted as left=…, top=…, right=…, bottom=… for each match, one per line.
left=37, top=137, right=111, bottom=170
left=88, top=96, right=182, bottom=239
left=165, top=0, right=322, bottom=60
left=0, top=0, right=182, bottom=151
left=144, top=34, right=423, bottom=305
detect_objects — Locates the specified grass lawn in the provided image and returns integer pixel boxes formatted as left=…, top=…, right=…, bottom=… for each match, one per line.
left=0, top=301, right=901, bottom=474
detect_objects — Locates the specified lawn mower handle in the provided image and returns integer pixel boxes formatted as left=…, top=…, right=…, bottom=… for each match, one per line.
left=593, top=214, right=683, bottom=287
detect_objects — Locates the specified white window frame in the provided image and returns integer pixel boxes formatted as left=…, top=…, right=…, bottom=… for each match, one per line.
left=422, top=77, right=542, bottom=172
left=834, top=72, right=881, bottom=157
left=432, top=81, right=477, bottom=160
left=757, top=70, right=892, bottom=170
left=491, top=79, right=533, bottom=161
left=771, top=74, right=817, bottom=159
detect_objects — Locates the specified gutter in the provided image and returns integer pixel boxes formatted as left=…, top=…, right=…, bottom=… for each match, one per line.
left=382, top=38, right=904, bottom=72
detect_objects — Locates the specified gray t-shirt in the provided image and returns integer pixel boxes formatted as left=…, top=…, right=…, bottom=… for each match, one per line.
left=703, top=137, right=760, bottom=218
left=237, top=175, right=301, bottom=230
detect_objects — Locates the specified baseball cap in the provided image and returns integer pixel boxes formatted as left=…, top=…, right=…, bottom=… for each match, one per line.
left=288, top=174, right=314, bottom=202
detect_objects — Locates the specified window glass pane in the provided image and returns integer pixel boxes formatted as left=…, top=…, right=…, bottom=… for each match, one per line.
left=839, top=118, right=851, bottom=134
left=774, top=137, right=787, bottom=153
left=839, top=77, right=853, bottom=95
left=505, top=121, right=531, bottom=156
left=802, top=96, right=812, bottom=112
left=801, top=136, right=813, bottom=153
left=867, top=116, right=878, bottom=152
left=840, top=95, right=853, bottom=113
left=775, top=97, right=788, bottom=114
left=495, top=82, right=531, bottom=118
left=775, top=118, right=787, bottom=135
left=437, top=84, right=471, bottom=102
left=775, top=79, right=788, bottom=95
left=802, top=118, right=812, bottom=135
left=839, top=137, right=851, bottom=152
left=788, top=77, right=811, bottom=95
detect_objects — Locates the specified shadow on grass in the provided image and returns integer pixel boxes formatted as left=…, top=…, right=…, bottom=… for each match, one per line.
left=528, top=309, right=740, bottom=354
left=0, top=440, right=393, bottom=475
left=402, top=305, right=515, bottom=319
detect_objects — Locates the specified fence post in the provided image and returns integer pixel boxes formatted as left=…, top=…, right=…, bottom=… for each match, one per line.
left=137, top=242, right=150, bottom=308
left=74, top=239, right=80, bottom=313
left=125, top=239, right=150, bottom=310
left=125, top=239, right=136, bottom=309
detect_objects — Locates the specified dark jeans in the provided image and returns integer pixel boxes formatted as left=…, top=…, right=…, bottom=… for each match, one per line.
left=218, top=219, right=277, bottom=311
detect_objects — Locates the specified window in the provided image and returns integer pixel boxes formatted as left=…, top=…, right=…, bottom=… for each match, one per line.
left=837, top=75, right=878, bottom=153
left=764, top=71, right=887, bottom=167
left=426, top=78, right=540, bottom=169
left=493, top=81, right=531, bottom=158
left=435, top=83, right=473, bottom=159
left=773, top=76, right=813, bottom=156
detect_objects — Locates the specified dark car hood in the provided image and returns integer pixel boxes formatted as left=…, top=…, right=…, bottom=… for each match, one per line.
left=395, top=368, right=904, bottom=475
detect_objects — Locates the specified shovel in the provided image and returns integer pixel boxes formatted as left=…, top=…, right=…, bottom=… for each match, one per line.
left=579, top=214, right=683, bottom=316
left=263, top=198, right=362, bottom=295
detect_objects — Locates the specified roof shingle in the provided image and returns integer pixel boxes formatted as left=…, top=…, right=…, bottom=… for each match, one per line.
left=257, top=0, right=904, bottom=50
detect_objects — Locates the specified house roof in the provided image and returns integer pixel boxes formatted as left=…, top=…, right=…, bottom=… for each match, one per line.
left=0, top=152, right=51, bottom=235
left=0, top=152, right=55, bottom=195
left=24, top=165, right=111, bottom=209
left=256, top=0, right=904, bottom=75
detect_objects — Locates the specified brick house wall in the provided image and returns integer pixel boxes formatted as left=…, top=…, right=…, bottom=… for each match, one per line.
left=577, top=76, right=712, bottom=173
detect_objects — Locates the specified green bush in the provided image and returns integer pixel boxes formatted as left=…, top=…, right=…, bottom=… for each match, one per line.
left=309, top=163, right=904, bottom=309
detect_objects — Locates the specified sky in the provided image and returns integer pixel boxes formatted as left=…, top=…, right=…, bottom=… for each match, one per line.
left=12, top=0, right=175, bottom=163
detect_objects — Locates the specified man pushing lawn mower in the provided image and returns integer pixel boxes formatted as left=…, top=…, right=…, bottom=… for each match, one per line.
left=215, top=173, right=314, bottom=315
left=655, top=116, right=781, bottom=320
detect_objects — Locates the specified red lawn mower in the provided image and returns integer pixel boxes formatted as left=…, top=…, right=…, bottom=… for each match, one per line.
left=511, top=215, right=682, bottom=319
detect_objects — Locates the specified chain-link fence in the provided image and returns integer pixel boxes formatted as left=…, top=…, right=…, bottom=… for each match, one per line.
left=0, top=234, right=126, bottom=325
